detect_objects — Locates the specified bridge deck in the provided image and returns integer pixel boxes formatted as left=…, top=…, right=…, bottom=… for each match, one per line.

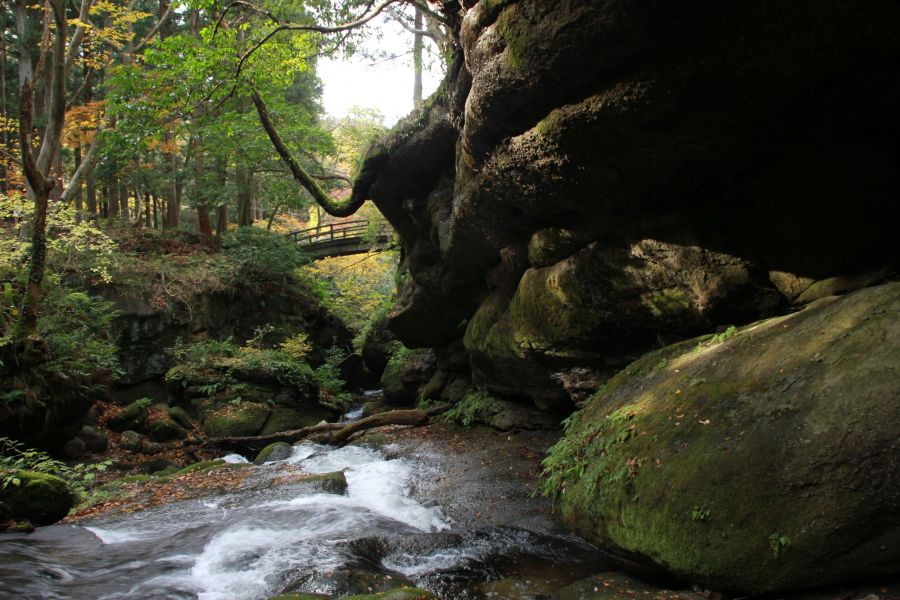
left=287, top=218, right=394, bottom=258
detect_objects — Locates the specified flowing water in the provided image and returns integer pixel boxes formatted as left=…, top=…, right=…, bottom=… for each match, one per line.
left=0, top=441, right=608, bottom=599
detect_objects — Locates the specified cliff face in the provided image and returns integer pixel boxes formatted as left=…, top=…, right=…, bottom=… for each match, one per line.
left=354, top=0, right=900, bottom=411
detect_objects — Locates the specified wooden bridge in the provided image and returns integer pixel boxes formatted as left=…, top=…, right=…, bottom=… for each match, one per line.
left=287, top=218, right=394, bottom=259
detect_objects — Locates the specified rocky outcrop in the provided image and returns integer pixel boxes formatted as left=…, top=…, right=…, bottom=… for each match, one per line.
left=353, top=0, right=900, bottom=412
left=103, top=283, right=351, bottom=395
left=542, top=283, right=900, bottom=592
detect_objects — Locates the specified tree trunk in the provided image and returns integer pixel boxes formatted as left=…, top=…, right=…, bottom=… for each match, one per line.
left=108, top=174, right=120, bottom=217
left=236, top=166, right=253, bottom=226
left=209, top=407, right=447, bottom=454
left=413, top=6, right=423, bottom=107
left=73, top=145, right=83, bottom=219
left=15, top=0, right=67, bottom=349
left=215, top=204, right=228, bottom=243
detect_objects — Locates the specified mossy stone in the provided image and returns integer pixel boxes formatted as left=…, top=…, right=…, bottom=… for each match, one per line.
left=259, top=407, right=327, bottom=436
left=118, top=430, right=143, bottom=452
left=268, top=594, right=328, bottom=600
left=107, top=400, right=150, bottom=432
left=149, top=418, right=187, bottom=442
left=548, top=283, right=900, bottom=592
left=167, top=406, right=194, bottom=430
left=79, top=425, right=109, bottom=452
left=0, top=471, right=74, bottom=526
left=253, top=442, right=293, bottom=465
left=202, top=403, right=271, bottom=437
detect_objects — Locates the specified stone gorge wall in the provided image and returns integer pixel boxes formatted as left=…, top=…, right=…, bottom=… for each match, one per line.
left=353, top=0, right=900, bottom=412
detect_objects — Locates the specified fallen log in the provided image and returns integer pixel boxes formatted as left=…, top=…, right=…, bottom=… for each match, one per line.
left=207, top=404, right=450, bottom=454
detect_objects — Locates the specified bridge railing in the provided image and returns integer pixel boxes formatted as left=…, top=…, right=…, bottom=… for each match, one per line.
left=286, top=218, right=393, bottom=248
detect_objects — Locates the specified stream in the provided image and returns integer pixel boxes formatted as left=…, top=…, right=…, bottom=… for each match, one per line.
left=0, top=437, right=610, bottom=599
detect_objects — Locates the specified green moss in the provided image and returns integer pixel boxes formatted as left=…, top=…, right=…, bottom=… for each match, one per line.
left=540, top=284, right=900, bottom=591
left=643, top=288, right=692, bottom=318
left=202, top=403, right=271, bottom=437
left=303, top=471, right=348, bottom=495
left=167, top=406, right=193, bottom=430
left=496, top=4, right=530, bottom=70
left=253, top=442, right=293, bottom=465
left=107, top=399, right=151, bottom=432
left=0, top=470, right=74, bottom=525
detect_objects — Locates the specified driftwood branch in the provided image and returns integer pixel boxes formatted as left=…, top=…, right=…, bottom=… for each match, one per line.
left=208, top=405, right=449, bottom=454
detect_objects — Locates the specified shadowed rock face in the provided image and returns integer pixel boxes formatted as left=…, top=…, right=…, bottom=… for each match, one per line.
left=353, top=0, right=900, bottom=408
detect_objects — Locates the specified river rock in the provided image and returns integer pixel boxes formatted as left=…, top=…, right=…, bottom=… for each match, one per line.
left=60, top=436, right=87, bottom=460
left=547, top=283, right=900, bottom=592
left=253, top=442, right=294, bottom=465
left=0, top=470, right=74, bottom=526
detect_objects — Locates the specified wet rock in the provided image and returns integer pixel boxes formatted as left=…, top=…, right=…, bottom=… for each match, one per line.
left=118, top=430, right=143, bottom=452
left=550, top=283, right=900, bottom=592
left=551, top=572, right=705, bottom=600
left=253, top=442, right=293, bottom=465
left=361, top=310, right=397, bottom=380
left=78, top=425, right=109, bottom=452
left=107, top=400, right=150, bottom=433
left=304, top=471, right=348, bottom=495
left=0, top=471, right=74, bottom=526
left=299, top=568, right=418, bottom=598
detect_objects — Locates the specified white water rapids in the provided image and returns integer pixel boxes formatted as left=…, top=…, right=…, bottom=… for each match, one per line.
left=0, top=441, right=606, bottom=599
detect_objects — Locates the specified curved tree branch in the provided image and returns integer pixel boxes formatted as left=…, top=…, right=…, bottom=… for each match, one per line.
left=251, top=89, right=365, bottom=217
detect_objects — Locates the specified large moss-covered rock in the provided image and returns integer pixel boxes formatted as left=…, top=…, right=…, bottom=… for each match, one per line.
left=546, top=283, right=900, bottom=592
left=202, top=403, right=271, bottom=437
left=352, top=0, right=900, bottom=410
left=107, top=400, right=150, bottom=432
left=380, top=348, right=436, bottom=406
left=0, top=471, right=74, bottom=526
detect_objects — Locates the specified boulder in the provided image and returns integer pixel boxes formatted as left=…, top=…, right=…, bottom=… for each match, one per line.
left=0, top=471, right=74, bottom=526
left=118, top=430, right=144, bottom=452
left=167, top=406, right=194, bottom=430
left=148, top=418, right=187, bottom=442
left=107, top=400, right=150, bottom=433
left=202, top=403, right=272, bottom=438
left=78, top=425, right=109, bottom=452
left=381, top=348, right=436, bottom=406
left=253, top=442, right=294, bottom=465
left=60, top=437, right=87, bottom=460
left=546, top=283, right=900, bottom=592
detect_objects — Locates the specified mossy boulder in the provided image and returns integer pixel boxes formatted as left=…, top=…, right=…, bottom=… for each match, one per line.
left=202, top=403, right=271, bottom=437
left=0, top=471, right=74, bottom=526
left=253, top=442, right=294, bottom=465
left=118, top=430, right=144, bottom=452
left=61, top=436, right=87, bottom=460
left=259, top=407, right=331, bottom=436
left=381, top=348, right=436, bottom=406
left=78, top=425, right=109, bottom=452
left=167, top=406, right=193, bottom=430
left=107, top=400, right=150, bottom=432
left=149, top=418, right=187, bottom=442
left=546, top=283, right=900, bottom=592
left=551, top=572, right=704, bottom=600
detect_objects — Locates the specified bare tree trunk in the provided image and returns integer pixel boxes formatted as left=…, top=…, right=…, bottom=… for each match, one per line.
left=15, top=0, right=67, bottom=349
left=151, top=193, right=159, bottom=228
left=0, top=8, right=8, bottom=196
left=73, top=145, right=83, bottom=219
left=236, top=166, right=253, bottom=226
left=108, top=174, right=120, bottom=217
left=413, top=6, right=423, bottom=107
